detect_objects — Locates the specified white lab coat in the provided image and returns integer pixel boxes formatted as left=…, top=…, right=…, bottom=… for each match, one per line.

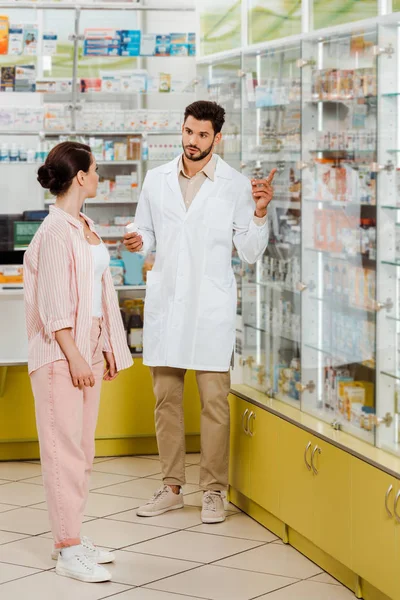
left=135, top=154, right=269, bottom=371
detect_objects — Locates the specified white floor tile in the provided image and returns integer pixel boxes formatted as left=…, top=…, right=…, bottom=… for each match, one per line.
left=89, top=471, right=136, bottom=491
left=23, top=476, right=43, bottom=486
left=83, top=493, right=144, bottom=518
left=116, top=590, right=204, bottom=600
left=106, top=550, right=201, bottom=586
left=148, top=564, right=296, bottom=600
left=0, top=508, right=52, bottom=535
left=0, top=561, right=40, bottom=584
left=93, top=457, right=162, bottom=479
left=125, top=530, right=263, bottom=563
left=189, top=513, right=277, bottom=543
left=256, top=580, right=356, bottom=599
left=107, top=505, right=203, bottom=530
left=29, top=494, right=144, bottom=519
left=137, top=455, right=160, bottom=461
left=93, top=457, right=118, bottom=464
left=309, top=573, right=342, bottom=585
left=0, top=536, right=54, bottom=569
left=216, top=543, right=322, bottom=579
left=0, top=570, right=131, bottom=600
left=0, top=479, right=10, bottom=485
left=0, top=531, right=28, bottom=545
left=0, top=503, right=19, bottom=513
left=93, top=478, right=199, bottom=500
left=0, top=463, right=42, bottom=482
left=81, top=518, right=175, bottom=550
left=0, top=482, right=46, bottom=506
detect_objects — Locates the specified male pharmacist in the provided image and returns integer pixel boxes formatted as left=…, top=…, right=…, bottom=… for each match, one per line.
left=123, top=101, right=275, bottom=523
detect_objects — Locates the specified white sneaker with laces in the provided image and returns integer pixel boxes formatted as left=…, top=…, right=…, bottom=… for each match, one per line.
left=55, top=545, right=112, bottom=583
left=136, top=485, right=184, bottom=517
left=201, top=490, right=226, bottom=524
left=52, top=536, right=115, bottom=564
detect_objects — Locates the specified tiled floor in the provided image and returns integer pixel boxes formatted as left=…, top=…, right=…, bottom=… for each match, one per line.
left=0, top=454, right=357, bottom=600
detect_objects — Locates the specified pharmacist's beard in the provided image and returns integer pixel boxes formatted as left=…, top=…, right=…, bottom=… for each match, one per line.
left=182, top=139, right=214, bottom=162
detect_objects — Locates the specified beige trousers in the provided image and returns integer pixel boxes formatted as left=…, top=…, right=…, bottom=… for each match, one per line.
left=150, top=367, right=231, bottom=491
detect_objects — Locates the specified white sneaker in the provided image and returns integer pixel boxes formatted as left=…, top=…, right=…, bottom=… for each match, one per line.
left=136, top=485, right=184, bottom=517
left=52, top=536, right=115, bottom=564
left=55, top=546, right=112, bottom=583
left=201, top=490, right=226, bottom=524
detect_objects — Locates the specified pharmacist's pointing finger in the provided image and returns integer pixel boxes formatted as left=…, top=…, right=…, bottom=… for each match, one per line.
left=266, top=168, right=278, bottom=183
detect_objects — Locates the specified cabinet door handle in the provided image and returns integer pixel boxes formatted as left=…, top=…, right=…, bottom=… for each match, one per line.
left=311, top=445, right=321, bottom=475
left=248, top=412, right=256, bottom=437
left=242, top=409, right=249, bottom=435
left=385, top=484, right=394, bottom=518
left=304, top=442, right=312, bottom=471
left=394, top=490, right=400, bottom=523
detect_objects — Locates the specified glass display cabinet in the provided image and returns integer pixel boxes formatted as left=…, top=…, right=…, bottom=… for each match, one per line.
left=237, top=43, right=302, bottom=407
left=376, top=17, right=400, bottom=456
left=300, top=27, right=378, bottom=444
left=205, top=15, right=400, bottom=454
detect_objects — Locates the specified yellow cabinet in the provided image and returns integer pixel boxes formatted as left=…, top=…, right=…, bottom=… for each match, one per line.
left=312, top=438, right=351, bottom=568
left=351, top=458, right=398, bottom=600
left=250, top=406, right=280, bottom=517
left=229, top=396, right=251, bottom=498
left=278, top=418, right=315, bottom=539
left=276, top=419, right=352, bottom=566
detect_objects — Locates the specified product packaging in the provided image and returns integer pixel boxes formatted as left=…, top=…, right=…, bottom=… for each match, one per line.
left=159, top=73, right=171, bottom=93
left=118, top=29, right=141, bottom=56
left=43, top=32, right=57, bottom=55
left=155, top=34, right=171, bottom=56
left=0, top=66, right=15, bottom=92
left=0, top=15, right=8, bottom=54
left=140, top=34, right=156, bottom=56
left=15, top=65, right=36, bottom=92
left=170, top=33, right=188, bottom=56
left=23, top=25, right=38, bottom=55
left=188, top=32, right=196, bottom=56
left=8, top=24, right=23, bottom=55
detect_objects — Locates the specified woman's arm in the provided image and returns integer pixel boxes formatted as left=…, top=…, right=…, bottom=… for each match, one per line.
left=55, top=329, right=95, bottom=389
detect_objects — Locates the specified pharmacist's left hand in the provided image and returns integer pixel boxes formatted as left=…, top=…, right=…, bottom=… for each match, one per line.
left=252, top=168, right=277, bottom=218
left=103, top=352, right=118, bottom=381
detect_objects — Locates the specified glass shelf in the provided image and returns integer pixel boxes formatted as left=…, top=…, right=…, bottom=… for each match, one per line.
left=381, top=370, right=400, bottom=382
left=304, top=343, right=376, bottom=370
left=381, top=259, right=400, bottom=267
left=305, top=247, right=376, bottom=268
left=382, top=206, right=400, bottom=210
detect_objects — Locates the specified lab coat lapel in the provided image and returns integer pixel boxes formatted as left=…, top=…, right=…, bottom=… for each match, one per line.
left=166, top=167, right=186, bottom=214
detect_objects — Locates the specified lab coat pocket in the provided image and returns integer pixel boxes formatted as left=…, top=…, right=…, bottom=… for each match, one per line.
left=144, top=270, right=163, bottom=315
left=205, top=197, right=233, bottom=232
left=196, top=275, right=236, bottom=367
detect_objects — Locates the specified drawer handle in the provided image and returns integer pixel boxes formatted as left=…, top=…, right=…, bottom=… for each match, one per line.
left=304, top=442, right=312, bottom=471
left=385, top=484, right=394, bottom=518
left=394, top=490, right=400, bottom=524
left=248, top=411, right=256, bottom=437
left=311, top=445, right=321, bottom=475
left=242, top=409, right=249, bottom=435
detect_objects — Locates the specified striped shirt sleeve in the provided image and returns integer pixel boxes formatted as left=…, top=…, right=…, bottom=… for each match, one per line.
left=37, top=232, right=74, bottom=341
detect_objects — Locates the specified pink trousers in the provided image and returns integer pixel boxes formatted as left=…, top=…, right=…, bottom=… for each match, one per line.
left=30, top=318, right=104, bottom=548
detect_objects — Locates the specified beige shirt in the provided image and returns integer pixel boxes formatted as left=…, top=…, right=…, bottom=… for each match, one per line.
left=178, top=154, right=267, bottom=225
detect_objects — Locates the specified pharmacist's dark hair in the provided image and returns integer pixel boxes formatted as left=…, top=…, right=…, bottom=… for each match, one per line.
left=184, top=101, right=225, bottom=134
left=37, top=141, right=92, bottom=196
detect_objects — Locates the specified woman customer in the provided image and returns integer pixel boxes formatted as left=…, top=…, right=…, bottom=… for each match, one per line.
left=24, top=141, right=132, bottom=583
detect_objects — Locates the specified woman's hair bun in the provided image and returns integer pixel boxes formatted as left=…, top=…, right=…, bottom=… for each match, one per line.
left=37, top=164, right=55, bottom=190
left=37, top=141, right=92, bottom=197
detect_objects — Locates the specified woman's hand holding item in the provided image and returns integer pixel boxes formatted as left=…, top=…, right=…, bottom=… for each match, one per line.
left=103, top=352, right=118, bottom=381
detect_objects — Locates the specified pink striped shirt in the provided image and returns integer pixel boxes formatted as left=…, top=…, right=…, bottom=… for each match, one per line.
left=23, top=205, right=133, bottom=375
